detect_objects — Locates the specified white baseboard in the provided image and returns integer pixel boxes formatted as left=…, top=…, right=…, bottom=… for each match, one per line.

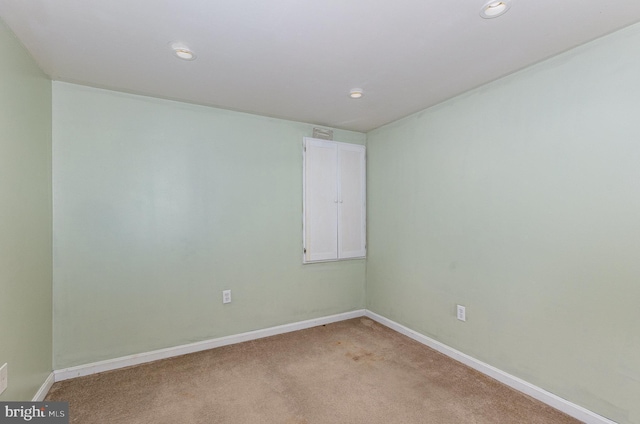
left=51, top=308, right=616, bottom=424
left=54, top=309, right=366, bottom=382
left=32, top=372, right=54, bottom=401
left=364, top=310, right=617, bottom=424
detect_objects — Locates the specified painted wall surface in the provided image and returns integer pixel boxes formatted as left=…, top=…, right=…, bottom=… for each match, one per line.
left=52, top=82, right=366, bottom=369
left=366, top=22, right=640, bottom=424
left=0, top=19, right=52, bottom=400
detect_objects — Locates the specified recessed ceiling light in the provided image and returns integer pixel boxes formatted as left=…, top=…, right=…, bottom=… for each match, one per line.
left=174, top=49, right=195, bottom=60
left=480, top=0, right=512, bottom=19
left=171, top=42, right=196, bottom=61
left=349, top=88, right=364, bottom=99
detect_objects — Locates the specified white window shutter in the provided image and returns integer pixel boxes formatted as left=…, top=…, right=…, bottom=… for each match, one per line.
left=304, top=138, right=338, bottom=262
left=303, top=137, right=366, bottom=263
left=337, top=143, right=366, bottom=259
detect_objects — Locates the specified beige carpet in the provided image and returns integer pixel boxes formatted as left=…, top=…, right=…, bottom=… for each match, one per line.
left=46, top=317, right=580, bottom=423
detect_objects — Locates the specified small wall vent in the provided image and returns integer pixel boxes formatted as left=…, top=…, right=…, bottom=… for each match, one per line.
left=312, top=128, right=333, bottom=140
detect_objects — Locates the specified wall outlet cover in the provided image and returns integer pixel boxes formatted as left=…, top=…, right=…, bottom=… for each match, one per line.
left=456, top=305, right=466, bottom=322
left=222, top=290, right=231, bottom=304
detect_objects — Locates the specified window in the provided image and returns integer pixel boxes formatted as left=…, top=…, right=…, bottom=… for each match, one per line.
left=303, top=137, right=366, bottom=263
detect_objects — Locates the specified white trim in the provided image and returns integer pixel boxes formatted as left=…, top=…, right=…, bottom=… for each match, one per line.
left=364, top=310, right=617, bottom=424
left=51, top=308, right=616, bottom=424
left=32, top=372, right=54, bottom=401
left=54, top=309, right=366, bottom=382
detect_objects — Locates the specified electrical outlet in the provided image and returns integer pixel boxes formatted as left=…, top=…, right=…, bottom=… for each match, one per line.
left=0, top=363, right=7, bottom=395
left=222, top=290, right=231, bottom=304
left=456, top=305, right=466, bottom=322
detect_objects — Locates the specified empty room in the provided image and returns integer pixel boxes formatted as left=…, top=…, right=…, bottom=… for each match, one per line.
left=1, top=1, right=639, bottom=423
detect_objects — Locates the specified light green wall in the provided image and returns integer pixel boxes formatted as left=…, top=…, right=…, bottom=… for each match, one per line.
left=20, top=14, right=640, bottom=421
left=52, top=82, right=366, bottom=369
left=0, top=19, right=52, bottom=400
left=366, top=22, right=640, bottom=424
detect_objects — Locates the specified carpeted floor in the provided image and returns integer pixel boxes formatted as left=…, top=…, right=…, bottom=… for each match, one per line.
left=46, top=317, right=580, bottom=423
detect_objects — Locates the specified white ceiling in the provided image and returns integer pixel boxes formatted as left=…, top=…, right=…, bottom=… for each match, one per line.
left=2, top=0, right=640, bottom=132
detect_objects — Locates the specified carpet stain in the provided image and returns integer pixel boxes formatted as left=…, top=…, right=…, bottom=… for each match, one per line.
left=360, top=317, right=375, bottom=327
left=346, top=348, right=384, bottom=363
